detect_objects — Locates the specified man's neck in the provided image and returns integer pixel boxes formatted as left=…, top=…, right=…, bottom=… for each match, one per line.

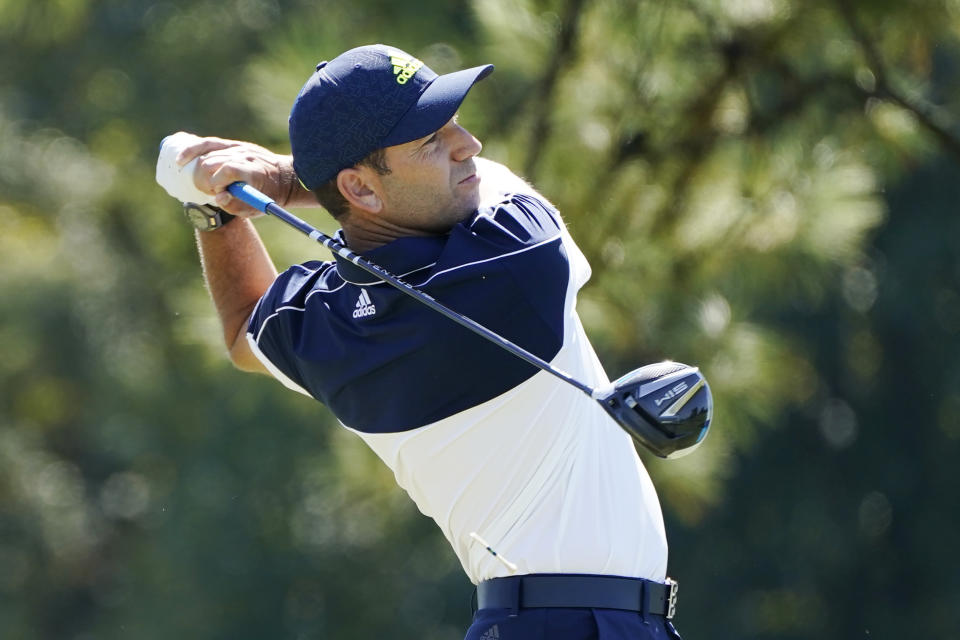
left=340, top=227, right=401, bottom=254
left=341, top=215, right=448, bottom=254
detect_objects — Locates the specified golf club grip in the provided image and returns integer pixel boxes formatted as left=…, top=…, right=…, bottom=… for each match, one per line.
left=228, top=181, right=274, bottom=210
left=225, top=181, right=595, bottom=396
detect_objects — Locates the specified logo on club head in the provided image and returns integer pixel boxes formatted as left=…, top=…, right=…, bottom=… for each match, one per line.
left=654, top=381, right=689, bottom=408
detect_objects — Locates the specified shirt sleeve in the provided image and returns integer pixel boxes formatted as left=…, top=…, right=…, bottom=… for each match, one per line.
left=470, top=193, right=562, bottom=244
left=472, top=192, right=591, bottom=290
left=246, top=261, right=331, bottom=398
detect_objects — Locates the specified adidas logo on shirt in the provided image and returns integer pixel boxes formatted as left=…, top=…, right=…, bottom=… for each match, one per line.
left=352, top=288, right=376, bottom=318
left=479, top=625, right=500, bottom=640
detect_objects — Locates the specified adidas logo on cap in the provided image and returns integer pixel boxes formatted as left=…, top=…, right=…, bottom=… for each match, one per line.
left=352, top=288, right=376, bottom=318
left=388, top=51, right=423, bottom=85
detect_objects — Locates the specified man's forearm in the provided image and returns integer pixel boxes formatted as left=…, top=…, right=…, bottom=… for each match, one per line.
left=196, top=219, right=277, bottom=372
left=278, top=156, right=320, bottom=209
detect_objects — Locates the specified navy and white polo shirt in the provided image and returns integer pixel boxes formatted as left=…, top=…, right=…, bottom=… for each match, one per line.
left=247, top=188, right=667, bottom=584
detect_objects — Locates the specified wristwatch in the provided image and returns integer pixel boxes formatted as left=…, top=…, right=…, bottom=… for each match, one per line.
left=183, top=202, right=236, bottom=231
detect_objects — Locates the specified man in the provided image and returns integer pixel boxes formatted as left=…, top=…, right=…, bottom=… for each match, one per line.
left=169, top=44, right=683, bottom=640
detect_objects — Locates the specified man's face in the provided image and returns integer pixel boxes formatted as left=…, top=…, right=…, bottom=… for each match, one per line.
left=374, top=116, right=483, bottom=233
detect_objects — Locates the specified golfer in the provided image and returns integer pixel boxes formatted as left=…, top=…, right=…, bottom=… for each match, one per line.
left=171, top=44, right=683, bottom=640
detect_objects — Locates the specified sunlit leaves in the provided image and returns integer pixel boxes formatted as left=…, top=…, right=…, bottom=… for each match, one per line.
left=0, top=0, right=91, bottom=45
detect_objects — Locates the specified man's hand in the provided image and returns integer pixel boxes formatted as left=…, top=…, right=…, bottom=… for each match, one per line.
left=173, top=133, right=306, bottom=217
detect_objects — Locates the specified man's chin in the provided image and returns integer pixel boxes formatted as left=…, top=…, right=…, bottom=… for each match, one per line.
left=459, top=193, right=481, bottom=219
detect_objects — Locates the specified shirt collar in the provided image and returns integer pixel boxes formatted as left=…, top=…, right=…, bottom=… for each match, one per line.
left=333, top=228, right=450, bottom=285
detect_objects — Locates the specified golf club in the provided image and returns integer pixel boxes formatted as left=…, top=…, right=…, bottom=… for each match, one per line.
left=223, top=181, right=713, bottom=458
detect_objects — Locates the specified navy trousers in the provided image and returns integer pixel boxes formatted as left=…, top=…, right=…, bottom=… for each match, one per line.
left=464, top=607, right=684, bottom=640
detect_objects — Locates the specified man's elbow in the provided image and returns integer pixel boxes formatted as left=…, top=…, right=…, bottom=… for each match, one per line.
left=227, top=333, right=270, bottom=375
left=230, top=350, right=264, bottom=373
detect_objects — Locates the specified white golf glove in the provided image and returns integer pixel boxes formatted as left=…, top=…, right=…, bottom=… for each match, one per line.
left=155, top=131, right=217, bottom=205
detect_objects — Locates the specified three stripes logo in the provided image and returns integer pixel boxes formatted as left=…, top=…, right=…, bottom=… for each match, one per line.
left=352, top=288, right=376, bottom=319
left=479, top=625, right=500, bottom=640
left=389, top=50, right=423, bottom=85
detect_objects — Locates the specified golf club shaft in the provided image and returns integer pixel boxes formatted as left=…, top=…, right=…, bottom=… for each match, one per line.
left=227, top=182, right=598, bottom=397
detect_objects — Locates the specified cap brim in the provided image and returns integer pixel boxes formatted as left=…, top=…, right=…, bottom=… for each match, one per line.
left=381, top=64, right=493, bottom=147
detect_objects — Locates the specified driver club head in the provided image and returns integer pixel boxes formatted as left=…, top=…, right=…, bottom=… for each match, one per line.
left=597, top=361, right=713, bottom=458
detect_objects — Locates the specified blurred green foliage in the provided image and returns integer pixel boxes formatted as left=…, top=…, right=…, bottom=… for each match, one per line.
left=1, top=0, right=959, bottom=637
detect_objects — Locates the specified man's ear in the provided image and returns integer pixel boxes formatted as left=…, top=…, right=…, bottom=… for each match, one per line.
left=337, top=167, right=383, bottom=214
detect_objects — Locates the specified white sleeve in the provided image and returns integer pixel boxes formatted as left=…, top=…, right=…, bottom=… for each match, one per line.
left=476, top=157, right=544, bottom=206
left=475, top=157, right=591, bottom=289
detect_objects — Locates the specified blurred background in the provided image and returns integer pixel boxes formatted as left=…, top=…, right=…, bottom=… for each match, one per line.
left=1, top=0, right=959, bottom=638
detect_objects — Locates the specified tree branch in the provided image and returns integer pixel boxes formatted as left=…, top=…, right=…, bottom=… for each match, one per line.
left=835, top=0, right=960, bottom=163
left=522, top=0, right=588, bottom=181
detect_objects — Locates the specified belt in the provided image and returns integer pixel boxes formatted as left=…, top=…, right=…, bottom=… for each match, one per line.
left=473, top=574, right=679, bottom=619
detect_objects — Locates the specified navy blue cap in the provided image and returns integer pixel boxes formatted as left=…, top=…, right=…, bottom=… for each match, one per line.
left=289, top=44, right=493, bottom=191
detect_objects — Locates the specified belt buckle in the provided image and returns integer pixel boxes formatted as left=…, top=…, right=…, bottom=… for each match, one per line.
left=664, top=577, right=679, bottom=619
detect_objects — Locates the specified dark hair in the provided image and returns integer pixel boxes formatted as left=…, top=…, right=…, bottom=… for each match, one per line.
left=313, top=148, right=391, bottom=218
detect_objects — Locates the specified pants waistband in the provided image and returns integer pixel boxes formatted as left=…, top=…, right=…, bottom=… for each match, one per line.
left=473, top=574, right=679, bottom=619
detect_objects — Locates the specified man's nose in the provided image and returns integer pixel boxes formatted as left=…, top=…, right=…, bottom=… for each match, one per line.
left=451, top=124, right=482, bottom=161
